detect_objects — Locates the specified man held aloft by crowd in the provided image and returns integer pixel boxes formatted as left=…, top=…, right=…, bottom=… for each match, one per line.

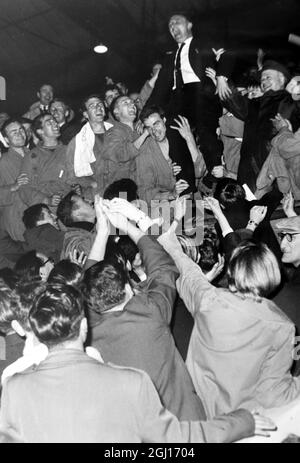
left=147, top=11, right=234, bottom=190
left=220, top=60, right=300, bottom=192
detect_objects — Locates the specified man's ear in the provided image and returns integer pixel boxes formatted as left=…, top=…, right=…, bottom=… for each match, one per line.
left=163, top=117, right=167, bottom=124
left=187, top=21, right=193, bottom=33
left=113, top=106, right=119, bottom=119
left=37, top=128, right=44, bottom=139
left=37, top=91, right=41, bottom=100
left=83, top=110, right=88, bottom=120
left=278, top=73, right=285, bottom=87
left=65, top=109, right=70, bottom=119
left=11, top=320, right=26, bottom=338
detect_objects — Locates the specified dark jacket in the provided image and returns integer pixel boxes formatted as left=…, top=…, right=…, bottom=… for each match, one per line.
left=223, top=88, right=300, bottom=192
left=89, top=236, right=206, bottom=421
left=23, top=224, right=65, bottom=263
left=148, top=37, right=234, bottom=109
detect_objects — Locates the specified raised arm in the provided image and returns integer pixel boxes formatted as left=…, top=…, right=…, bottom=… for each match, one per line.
left=138, top=363, right=275, bottom=443
left=84, top=195, right=110, bottom=270
left=104, top=204, right=178, bottom=323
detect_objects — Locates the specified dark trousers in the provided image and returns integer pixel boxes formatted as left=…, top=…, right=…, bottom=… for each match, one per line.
left=166, top=83, right=223, bottom=183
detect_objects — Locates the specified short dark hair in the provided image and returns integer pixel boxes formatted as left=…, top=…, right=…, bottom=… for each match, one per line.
left=32, top=112, right=51, bottom=140
left=117, top=236, right=139, bottom=265
left=29, top=283, right=84, bottom=348
left=0, top=279, right=42, bottom=334
left=139, top=105, right=165, bottom=123
left=198, top=238, right=219, bottom=272
left=81, top=94, right=103, bottom=113
left=83, top=260, right=128, bottom=314
left=1, top=117, right=23, bottom=138
left=38, top=84, right=54, bottom=93
left=104, top=237, right=127, bottom=266
left=11, top=280, right=44, bottom=332
left=168, top=10, right=194, bottom=24
left=14, top=251, right=44, bottom=280
left=103, top=178, right=138, bottom=202
left=49, top=98, right=68, bottom=110
left=110, top=95, right=124, bottom=121
left=103, top=84, right=120, bottom=97
left=48, top=260, right=83, bottom=286
left=19, top=116, right=32, bottom=126
left=0, top=268, right=19, bottom=290
left=214, top=178, right=246, bottom=207
left=22, top=203, right=49, bottom=229
left=56, top=191, right=79, bottom=227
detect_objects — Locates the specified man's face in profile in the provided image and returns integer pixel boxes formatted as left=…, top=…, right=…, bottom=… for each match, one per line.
left=168, top=15, right=193, bottom=44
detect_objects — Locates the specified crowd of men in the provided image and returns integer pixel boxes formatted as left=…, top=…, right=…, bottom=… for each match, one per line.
left=0, top=10, right=300, bottom=442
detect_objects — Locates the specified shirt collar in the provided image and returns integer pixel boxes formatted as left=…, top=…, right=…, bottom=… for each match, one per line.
left=178, top=36, right=193, bottom=48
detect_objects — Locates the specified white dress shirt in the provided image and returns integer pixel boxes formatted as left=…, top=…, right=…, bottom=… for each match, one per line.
left=173, top=37, right=200, bottom=89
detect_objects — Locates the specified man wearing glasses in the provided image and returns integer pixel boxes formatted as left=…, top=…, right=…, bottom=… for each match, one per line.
left=273, top=214, right=300, bottom=374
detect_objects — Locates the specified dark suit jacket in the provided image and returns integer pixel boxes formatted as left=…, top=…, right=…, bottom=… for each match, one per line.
left=89, top=235, right=206, bottom=421
left=223, top=88, right=300, bottom=192
left=148, top=37, right=234, bottom=109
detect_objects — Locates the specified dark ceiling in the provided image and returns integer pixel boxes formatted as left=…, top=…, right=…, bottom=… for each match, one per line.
left=1, top=0, right=300, bottom=115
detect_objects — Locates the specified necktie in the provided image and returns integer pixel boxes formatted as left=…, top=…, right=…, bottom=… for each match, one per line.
left=174, top=42, right=185, bottom=89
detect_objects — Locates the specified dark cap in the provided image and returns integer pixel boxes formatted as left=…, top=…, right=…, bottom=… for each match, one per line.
left=261, top=60, right=291, bottom=81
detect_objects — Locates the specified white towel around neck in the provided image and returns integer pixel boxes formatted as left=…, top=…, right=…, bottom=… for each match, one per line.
left=74, top=121, right=113, bottom=177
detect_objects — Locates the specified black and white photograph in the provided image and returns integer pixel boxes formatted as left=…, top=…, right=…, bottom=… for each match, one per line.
left=0, top=0, right=300, bottom=446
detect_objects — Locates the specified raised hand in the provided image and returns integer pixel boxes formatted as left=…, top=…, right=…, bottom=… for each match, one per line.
left=171, top=162, right=182, bottom=177
left=94, top=194, right=110, bottom=235
left=170, top=115, right=193, bottom=142
left=216, top=76, right=232, bottom=100
left=281, top=191, right=297, bottom=218
left=205, top=67, right=217, bottom=86
left=212, top=165, right=225, bottom=179
left=249, top=205, right=267, bottom=224
left=205, top=254, right=225, bottom=282
left=203, top=196, right=223, bottom=218
left=271, top=113, right=291, bottom=133
left=69, top=249, right=87, bottom=267
left=108, top=197, right=143, bottom=222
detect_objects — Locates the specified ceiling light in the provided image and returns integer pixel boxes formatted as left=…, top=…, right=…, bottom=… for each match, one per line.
left=94, top=43, right=108, bottom=54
